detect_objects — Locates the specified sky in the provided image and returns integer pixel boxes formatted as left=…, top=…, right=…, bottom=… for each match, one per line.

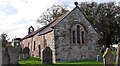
left=0, top=0, right=119, bottom=41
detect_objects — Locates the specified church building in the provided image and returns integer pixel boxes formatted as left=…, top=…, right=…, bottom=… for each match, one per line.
left=21, top=2, right=98, bottom=63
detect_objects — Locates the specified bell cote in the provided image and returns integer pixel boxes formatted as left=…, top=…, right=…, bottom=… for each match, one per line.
left=28, top=26, right=34, bottom=34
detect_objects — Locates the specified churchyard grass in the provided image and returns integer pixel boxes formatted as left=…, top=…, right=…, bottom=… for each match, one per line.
left=19, top=57, right=41, bottom=64
left=19, top=57, right=105, bottom=66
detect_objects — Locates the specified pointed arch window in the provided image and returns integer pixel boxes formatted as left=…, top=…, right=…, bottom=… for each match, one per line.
left=77, top=25, right=80, bottom=43
left=82, top=31, right=84, bottom=44
left=72, top=30, right=76, bottom=43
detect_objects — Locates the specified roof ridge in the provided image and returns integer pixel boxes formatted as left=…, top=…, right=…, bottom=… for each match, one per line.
left=22, top=11, right=70, bottom=40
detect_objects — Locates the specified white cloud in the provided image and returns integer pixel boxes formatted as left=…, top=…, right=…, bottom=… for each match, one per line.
left=0, top=0, right=57, bottom=40
left=0, top=0, right=119, bottom=41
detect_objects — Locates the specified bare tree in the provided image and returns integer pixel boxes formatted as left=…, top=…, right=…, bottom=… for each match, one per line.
left=36, top=5, right=69, bottom=25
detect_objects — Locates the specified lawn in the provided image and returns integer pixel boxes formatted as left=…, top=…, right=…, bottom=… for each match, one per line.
left=19, top=57, right=105, bottom=66
left=19, top=57, right=41, bottom=64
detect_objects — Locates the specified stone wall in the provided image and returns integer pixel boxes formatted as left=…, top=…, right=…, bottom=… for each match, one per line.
left=40, top=31, right=55, bottom=63
left=21, top=37, right=32, bottom=56
left=31, top=34, right=42, bottom=57
left=54, top=7, right=98, bottom=62
left=21, top=31, right=55, bottom=63
left=21, top=34, right=42, bottom=57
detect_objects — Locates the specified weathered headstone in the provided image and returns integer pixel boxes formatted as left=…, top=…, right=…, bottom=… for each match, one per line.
left=7, top=46, right=19, bottom=64
left=0, top=37, right=2, bottom=66
left=42, top=47, right=53, bottom=64
left=103, top=48, right=114, bottom=66
left=17, top=46, right=22, bottom=60
left=22, top=47, right=30, bottom=60
left=97, top=55, right=102, bottom=62
left=116, top=43, right=120, bottom=66
left=2, top=48, right=9, bottom=65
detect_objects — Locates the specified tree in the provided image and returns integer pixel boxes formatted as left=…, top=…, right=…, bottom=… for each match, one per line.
left=36, top=5, right=69, bottom=25
left=1, top=33, right=8, bottom=47
left=79, top=2, right=120, bottom=48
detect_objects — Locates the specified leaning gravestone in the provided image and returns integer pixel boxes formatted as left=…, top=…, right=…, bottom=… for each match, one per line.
left=103, top=48, right=114, bottom=66
left=2, top=48, right=9, bottom=65
left=7, top=46, right=19, bottom=64
left=42, top=47, right=53, bottom=64
left=0, top=37, right=2, bottom=66
left=116, top=43, right=120, bottom=66
left=22, top=47, right=30, bottom=60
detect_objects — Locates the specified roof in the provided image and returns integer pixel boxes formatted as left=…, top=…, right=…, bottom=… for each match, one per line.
left=22, top=5, right=91, bottom=40
left=22, top=12, right=69, bottom=40
left=12, top=38, right=21, bottom=41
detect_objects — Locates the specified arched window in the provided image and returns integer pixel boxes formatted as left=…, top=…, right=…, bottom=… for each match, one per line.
left=38, top=45, right=41, bottom=57
left=71, top=24, right=86, bottom=44
left=72, top=30, right=76, bottom=43
left=77, top=25, right=80, bottom=43
left=28, top=43, right=29, bottom=48
left=34, top=41, right=36, bottom=51
left=31, top=44, right=32, bottom=51
left=82, top=31, right=84, bottom=44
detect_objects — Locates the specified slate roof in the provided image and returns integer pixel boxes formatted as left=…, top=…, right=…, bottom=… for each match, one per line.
left=22, top=5, right=91, bottom=40
left=22, top=12, right=69, bottom=40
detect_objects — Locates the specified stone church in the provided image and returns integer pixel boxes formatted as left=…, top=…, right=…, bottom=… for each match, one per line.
left=21, top=3, right=98, bottom=63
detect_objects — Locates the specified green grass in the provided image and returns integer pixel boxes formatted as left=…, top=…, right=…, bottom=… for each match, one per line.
left=19, top=57, right=41, bottom=64
left=18, top=57, right=117, bottom=66
left=57, top=60, right=103, bottom=64
left=19, top=57, right=105, bottom=66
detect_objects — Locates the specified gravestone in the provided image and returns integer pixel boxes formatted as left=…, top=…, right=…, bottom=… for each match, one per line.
left=7, top=46, right=19, bottom=64
left=103, top=48, right=114, bottom=66
left=22, top=47, right=30, bottom=60
left=101, top=48, right=105, bottom=53
left=42, top=47, right=53, bottom=64
left=116, top=43, right=120, bottom=66
left=97, top=55, right=102, bottom=62
left=0, top=38, right=2, bottom=66
left=2, top=48, right=9, bottom=65
left=17, top=46, right=22, bottom=60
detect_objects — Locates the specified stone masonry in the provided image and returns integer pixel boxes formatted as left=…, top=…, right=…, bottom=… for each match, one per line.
left=54, top=6, right=98, bottom=61
left=21, top=4, right=98, bottom=63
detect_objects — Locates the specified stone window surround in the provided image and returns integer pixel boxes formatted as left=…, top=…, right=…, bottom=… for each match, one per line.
left=71, top=24, right=86, bottom=44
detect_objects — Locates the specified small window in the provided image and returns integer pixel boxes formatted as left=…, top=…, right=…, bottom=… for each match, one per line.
left=28, top=43, right=29, bottom=48
left=82, top=31, right=84, bottom=44
left=31, top=44, right=32, bottom=51
left=77, top=25, right=80, bottom=43
left=34, top=41, right=36, bottom=51
left=72, top=30, right=76, bottom=43
left=43, top=36, right=47, bottom=47
left=38, top=45, right=41, bottom=57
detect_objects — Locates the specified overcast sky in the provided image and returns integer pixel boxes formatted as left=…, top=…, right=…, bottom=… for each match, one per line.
left=0, top=0, right=119, bottom=41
